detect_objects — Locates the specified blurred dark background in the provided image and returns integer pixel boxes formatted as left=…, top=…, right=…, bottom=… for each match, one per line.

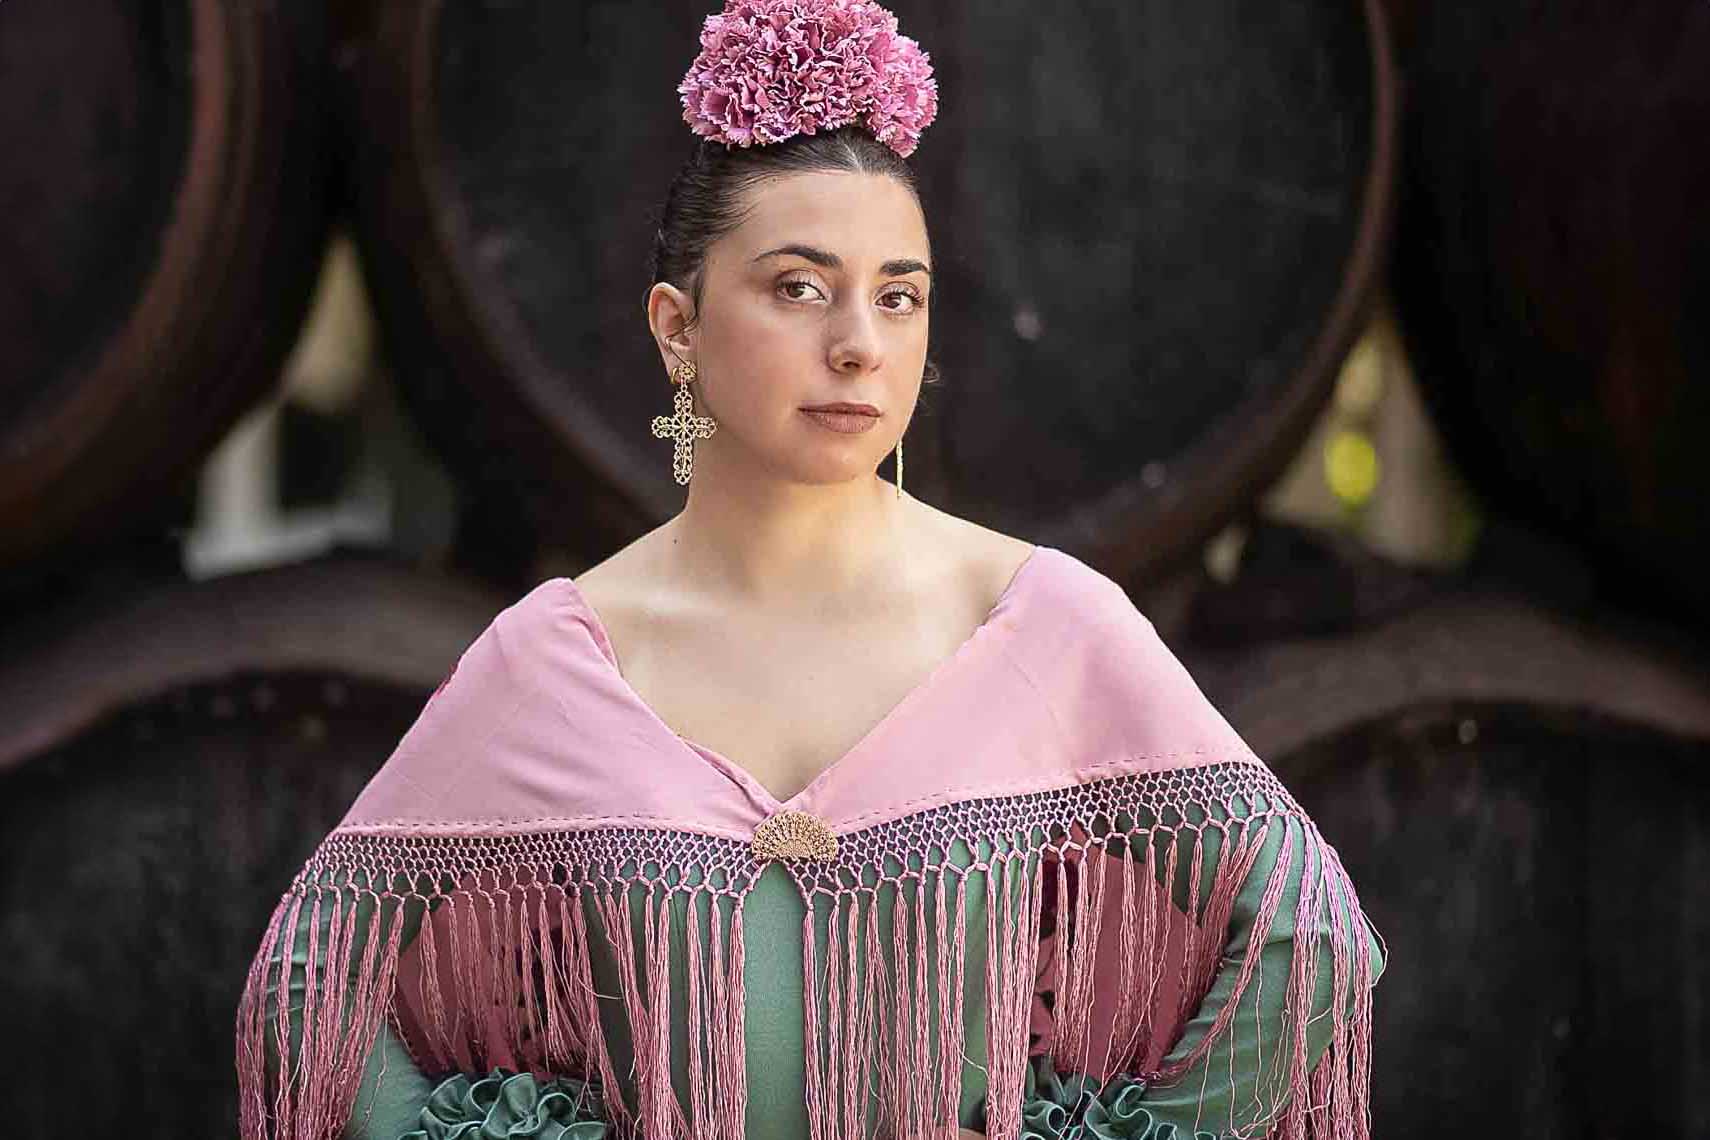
left=1, top=1, right=1706, bottom=1136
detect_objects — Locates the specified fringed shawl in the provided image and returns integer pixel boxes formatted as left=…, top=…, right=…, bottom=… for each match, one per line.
left=235, top=545, right=1385, bottom=1139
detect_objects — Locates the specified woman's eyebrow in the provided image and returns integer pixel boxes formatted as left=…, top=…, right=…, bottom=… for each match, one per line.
left=751, top=243, right=932, bottom=278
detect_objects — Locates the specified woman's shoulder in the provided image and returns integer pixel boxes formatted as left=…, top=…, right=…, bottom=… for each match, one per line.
left=922, top=514, right=1163, bottom=667
left=941, top=519, right=1141, bottom=629
left=908, top=500, right=1050, bottom=600
left=556, top=527, right=678, bottom=655
left=564, top=525, right=660, bottom=599
left=928, top=513, right=1038, bottom=605
left=521, top=509, right=1145, bottom=645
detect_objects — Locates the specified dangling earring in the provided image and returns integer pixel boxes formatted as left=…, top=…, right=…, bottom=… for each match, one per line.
left=652, top=360, right=717, bottom=485
left=894, top=436, right=903, bottom=499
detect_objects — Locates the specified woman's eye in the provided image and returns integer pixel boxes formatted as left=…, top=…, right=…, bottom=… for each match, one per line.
left=777, top=277, right=925, bottom=313
left=777, top=278, right=822, bottom=302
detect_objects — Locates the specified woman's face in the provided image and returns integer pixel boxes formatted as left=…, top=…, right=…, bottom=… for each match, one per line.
left=652, top=169, right=932, bottom=487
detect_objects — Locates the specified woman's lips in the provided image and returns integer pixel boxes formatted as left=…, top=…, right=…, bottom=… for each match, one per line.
left=800, top=408, right=880, bottom=434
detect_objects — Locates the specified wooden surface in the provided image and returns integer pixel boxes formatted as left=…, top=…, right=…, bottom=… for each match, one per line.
left=1391, top=0, right=1710, bottom=628
left=0, top=557, right=503, bottom=1131
left=0, top=0, right=333, bottom=579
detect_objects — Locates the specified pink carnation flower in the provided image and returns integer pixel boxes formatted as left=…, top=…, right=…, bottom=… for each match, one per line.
left=677, top=0, right=939, bottom=158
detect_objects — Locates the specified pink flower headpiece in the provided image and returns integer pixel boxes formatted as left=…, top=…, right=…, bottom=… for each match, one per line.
left=677, top=0, right=939, bottom=159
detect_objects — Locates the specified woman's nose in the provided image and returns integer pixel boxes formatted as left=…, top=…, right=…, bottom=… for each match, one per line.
left=829, top=301, right=883, bottom=372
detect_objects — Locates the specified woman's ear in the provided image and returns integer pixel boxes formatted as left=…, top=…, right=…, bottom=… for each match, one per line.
left=646, top=281, right=695, bottom=365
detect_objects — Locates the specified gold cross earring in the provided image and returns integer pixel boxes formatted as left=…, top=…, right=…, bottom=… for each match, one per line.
left=652, top=360, right=717, bottom=485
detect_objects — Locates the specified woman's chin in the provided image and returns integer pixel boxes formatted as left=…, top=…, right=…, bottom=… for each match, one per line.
left=781, top=454, right=890, bottom=487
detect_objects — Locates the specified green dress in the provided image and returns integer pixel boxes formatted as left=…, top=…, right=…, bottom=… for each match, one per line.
left=269, top=787, right=1386, bottom=1139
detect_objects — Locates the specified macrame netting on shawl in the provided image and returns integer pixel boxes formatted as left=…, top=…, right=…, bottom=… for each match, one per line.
left=235, top=752, right=1381, bottom=1140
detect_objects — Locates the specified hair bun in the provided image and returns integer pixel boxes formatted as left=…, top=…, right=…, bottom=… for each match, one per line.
left=677, top=0, right=939, bottom=158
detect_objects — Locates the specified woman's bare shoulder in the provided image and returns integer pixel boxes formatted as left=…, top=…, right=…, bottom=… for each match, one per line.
left=565, top=525, right=675, bottom=635
left=565, top=507, right=1038, bottom=636
left=907, top=498, right=1037, bottom=598
left=922, top=505, right=1136, bottom=626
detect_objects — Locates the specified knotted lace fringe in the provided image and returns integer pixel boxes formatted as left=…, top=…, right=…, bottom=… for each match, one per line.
left=235, top=756, right=1380, bottom=1140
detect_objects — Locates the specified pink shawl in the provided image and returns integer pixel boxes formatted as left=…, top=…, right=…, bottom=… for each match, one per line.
left=235, top=545, right=1382, bottom=1139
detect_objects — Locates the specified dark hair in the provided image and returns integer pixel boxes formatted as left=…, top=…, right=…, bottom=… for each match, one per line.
left=645, top=123, right=942, bottom=388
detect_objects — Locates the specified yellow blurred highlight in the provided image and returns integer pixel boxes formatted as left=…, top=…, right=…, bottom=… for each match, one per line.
left=1325, top=429, right=1380, bottom=505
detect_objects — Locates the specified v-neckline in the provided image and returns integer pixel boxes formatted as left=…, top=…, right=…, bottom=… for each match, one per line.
left=563, top=544, right=1045, bottom=815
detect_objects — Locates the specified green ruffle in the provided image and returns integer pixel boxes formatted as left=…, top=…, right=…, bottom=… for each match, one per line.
left=1003, top=1053, right=1222, bottom=1140
left=404, top=1056, right=1220, bottom=1140
left=400, top=1068, right=611, bottom=1140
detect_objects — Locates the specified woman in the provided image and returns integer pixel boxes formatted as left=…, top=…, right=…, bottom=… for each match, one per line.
left=236, top=3, right=1387, bottom=1138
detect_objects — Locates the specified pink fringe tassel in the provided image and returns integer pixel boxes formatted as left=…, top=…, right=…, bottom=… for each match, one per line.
left=235, top=760, right=1381, bottom=1140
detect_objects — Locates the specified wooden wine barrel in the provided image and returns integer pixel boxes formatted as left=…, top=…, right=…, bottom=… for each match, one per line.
left=1178, top=539, right=1710, bottom=1138
left=1389, top=2, right=1710, bottom=626
left=0, top=556, right=503, bottom=1132
left=343, top=0, right=1397, bottom=582
left=0, top=0, right=332, bottom=580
